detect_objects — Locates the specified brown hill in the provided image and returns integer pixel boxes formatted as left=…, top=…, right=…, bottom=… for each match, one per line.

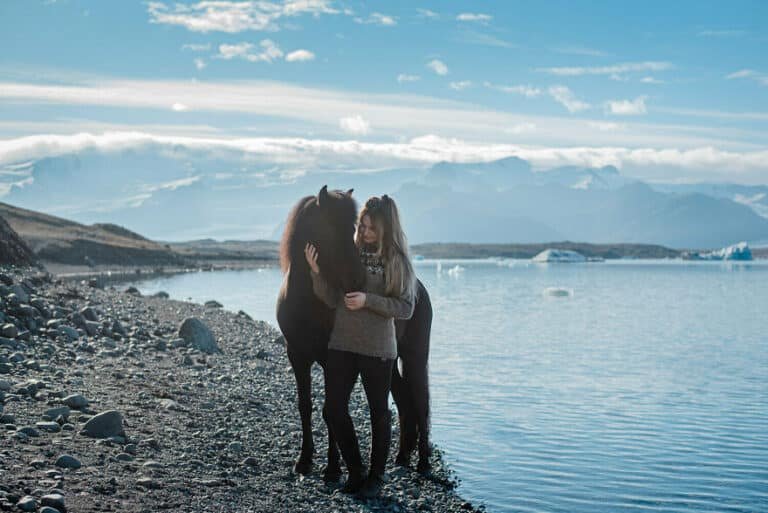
left=0, top=213, right=39, bottom=267
left=0, top=202, right=187, bottom=267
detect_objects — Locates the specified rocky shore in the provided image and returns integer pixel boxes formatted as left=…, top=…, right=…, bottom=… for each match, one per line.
left=0, top=265, right=480, bottom=513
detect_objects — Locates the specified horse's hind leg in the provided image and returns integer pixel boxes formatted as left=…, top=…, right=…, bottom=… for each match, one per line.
left=391, top=358, right=417, bottom=466
left=289, top=353, right=314, bottom=475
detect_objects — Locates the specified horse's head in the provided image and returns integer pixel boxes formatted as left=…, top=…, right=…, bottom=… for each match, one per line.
left=297, top=185, right=365, bottom=293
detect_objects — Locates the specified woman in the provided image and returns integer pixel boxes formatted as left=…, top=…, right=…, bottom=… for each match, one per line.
left=304, top=194, right=416, bottom=497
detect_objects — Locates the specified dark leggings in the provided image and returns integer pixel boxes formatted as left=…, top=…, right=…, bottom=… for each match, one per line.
left=324, top=349, right=395, bottom=475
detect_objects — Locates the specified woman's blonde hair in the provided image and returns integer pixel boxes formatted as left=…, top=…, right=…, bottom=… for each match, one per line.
left=355, top=195, right=416, bottom=297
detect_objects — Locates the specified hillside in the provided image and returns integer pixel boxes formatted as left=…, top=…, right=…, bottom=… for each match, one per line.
left=0, top=202, right=187, bottom=267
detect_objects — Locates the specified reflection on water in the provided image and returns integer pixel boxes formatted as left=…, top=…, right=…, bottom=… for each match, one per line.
left=124, top=260, right=768, bottom=513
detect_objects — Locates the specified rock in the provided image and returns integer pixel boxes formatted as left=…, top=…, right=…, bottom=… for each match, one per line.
left=124, top=286, right=141, bottom=296
left=16, top=495, right=36, bottom=511
left=62, top=394, right=89, bottom=409
left=57, top=326, right=80, bottom=341
left=36, top=421, right=61, bottom=433
left=41, top=493, right=66, bottom=512
left=82, top=410, right=125, bottom=439
left=242, top=456, right=258, bottom=466
left=0, top=413, right=15, bottom=424
left=136, top=477, right=162, bottom=489
left=152, top=291, right=169, bottom=299
left=79, top=306, right=99, bottom=322
left=55, top=454, right=82, bottom=469
left=204, top=300, right=223, bottom=308
left=10, top=284, right=29, bottom=303
left=228, top=442, right=243, bottom=452
left=0, top=379, right=11, bottom=391
left=237, top=310, right=253, bottom=320
left=177, top=318, right=220, bottom=354
left=83, top=321, right=101, bottom=336
left=170, top=338, right=186, bottom=349
left=45, top=406, right=71, bottom=420
left=18, top=426, right=40, bottom=437
left=40, top=507, right=62, bottom=513
left=0, top=362, right=11, bottom=374
left=115, top=453, right=133, bottom=462
left=0, top=323, right=18, bottom=338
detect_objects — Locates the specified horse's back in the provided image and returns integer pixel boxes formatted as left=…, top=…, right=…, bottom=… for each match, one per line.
left=396, top=279, right=432, bottom=358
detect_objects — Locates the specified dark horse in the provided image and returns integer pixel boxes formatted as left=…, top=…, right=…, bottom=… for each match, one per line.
left=276, top=186, right=433, bottom=479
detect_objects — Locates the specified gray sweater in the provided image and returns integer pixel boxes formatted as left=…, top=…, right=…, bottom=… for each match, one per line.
left=310, top=261, right=415, bottom=359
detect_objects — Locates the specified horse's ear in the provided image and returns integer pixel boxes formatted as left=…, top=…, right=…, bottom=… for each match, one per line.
left=317, top=185, right=329, bottom=206
left=346, top=188, right=354, bottom=197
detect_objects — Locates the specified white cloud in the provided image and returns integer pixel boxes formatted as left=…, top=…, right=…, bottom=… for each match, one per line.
left=606, top=96, right=647, bottom=116
left=449, top=81, right=472, bottom=91
left=548, top=86, right=590, bottom=113
left=588, top=121, right=625, bottom=132
left=146, top=0, right=340, bottom=33
left=505, top=123, right=537, bottom=135
left=484, top=82, right=542, bottom=98
left=538, top=61, right=673, bottom=76
left=1, top=78, right=763, bottom=150
left=171, top=103, right=189, bottom=112
left=641, top=76, right=663, bottom=84
left=1, top=133, right=766, bottom=182
left=726, top=69, right=768, bottom=86
left=554, top=46, right=607, bottom=57
left=182, top=43, right=211, bottom=52
left=194, top=58, right=207, bottom=70
left=427, top=59, right=448, bottom=75
left=339, top=115, right=371, bottom=135
left=354, top=12, right=397, bottom=26
left=456, top=13, right=492, bottom=23
left=285, top=49, right=315, bottom=62
left=416, top=8, right=439, bottom=19
left=727, top=69, right=756, bottom=79
left=397, top=74, right=421, bottom=83
left=217, top=40, right=283, bottom=63
left=458, top=30, right=515, bottom=48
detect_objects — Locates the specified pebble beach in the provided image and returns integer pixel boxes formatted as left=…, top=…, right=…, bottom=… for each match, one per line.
left=0, top=265, right=481, bottom=513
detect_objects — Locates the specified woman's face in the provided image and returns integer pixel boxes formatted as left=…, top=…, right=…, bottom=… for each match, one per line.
left=359, top=214, right=378, bottom=245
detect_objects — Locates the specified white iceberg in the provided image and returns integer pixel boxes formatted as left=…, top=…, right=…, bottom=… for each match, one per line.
left=686, top=241, right=753, bottom=261
left=447, top=265, right=465, bottom=276
left=532, top=249, right=586, bottom=263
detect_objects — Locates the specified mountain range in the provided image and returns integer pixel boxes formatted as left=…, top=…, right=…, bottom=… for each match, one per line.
left=2, top=149, right=767, bottom=249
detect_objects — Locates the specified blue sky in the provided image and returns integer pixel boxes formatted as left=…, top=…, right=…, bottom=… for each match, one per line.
left=1, top=0, right=767, bottom=183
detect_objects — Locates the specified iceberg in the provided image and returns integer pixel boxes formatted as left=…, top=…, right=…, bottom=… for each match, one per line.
left=532, top=249, right=586, bottom=263
left=683, top=241, right=753, bottom=261
left=543, top=287, right=574, bottom=297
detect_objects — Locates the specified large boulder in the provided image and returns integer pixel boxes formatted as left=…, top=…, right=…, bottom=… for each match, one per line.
left=82, top=410, right=125, bottom=439
left=177, top=317, right=220, bottom=354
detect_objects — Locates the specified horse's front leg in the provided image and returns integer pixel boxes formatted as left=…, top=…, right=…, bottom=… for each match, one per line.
left=290, top=355, right=314, bottom=475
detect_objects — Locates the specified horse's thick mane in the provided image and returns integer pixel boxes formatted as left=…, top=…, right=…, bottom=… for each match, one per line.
left=279, top=195, right=315, bottom=274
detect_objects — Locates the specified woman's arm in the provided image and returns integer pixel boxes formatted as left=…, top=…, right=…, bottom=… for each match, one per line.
left=305, top=243, right=339, bottom=308
left=310, top=270, right=340, bottom=308
left=364, top=287, right=415, bottom=320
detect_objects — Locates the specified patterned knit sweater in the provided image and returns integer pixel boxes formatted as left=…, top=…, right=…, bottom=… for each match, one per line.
left=310, top=249, right=415, bottom=359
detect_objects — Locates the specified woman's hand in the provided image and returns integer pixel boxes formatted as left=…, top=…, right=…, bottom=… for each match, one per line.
left=344, top=292, right=366, bottom=310
left=304, top=243, right=320, bottom=274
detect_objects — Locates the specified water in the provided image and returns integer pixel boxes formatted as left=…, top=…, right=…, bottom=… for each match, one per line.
left=123, top=260, right=768, bottom=512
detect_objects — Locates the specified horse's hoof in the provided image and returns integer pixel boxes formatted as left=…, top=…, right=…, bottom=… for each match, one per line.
left=294, top=459, right=312, bottom=475
left=322, top=466, right=342, bottom=482
left=416, top=459, right=432, bottom=476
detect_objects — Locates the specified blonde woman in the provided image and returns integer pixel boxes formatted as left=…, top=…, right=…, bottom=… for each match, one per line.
left=305, top=194, right=416, bottom=497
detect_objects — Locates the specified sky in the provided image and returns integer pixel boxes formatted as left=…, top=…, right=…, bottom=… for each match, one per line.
left=1, top=0, right=767, bottom=183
